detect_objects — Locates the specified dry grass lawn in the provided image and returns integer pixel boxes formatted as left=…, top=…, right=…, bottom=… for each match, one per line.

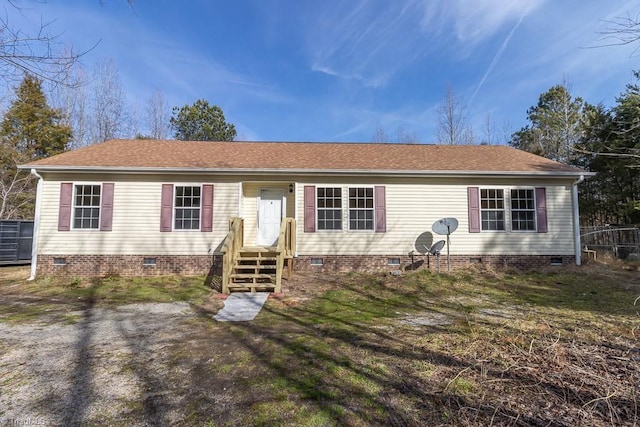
left=0, top=260, right=638, bottom=426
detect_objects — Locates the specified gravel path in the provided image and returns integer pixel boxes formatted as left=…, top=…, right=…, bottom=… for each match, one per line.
left=0, top=302, right=195, bottom=426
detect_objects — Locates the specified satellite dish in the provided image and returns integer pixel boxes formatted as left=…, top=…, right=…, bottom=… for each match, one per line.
left=415, top=232, right=434, bottom=254
left=430, top=240, right=445, bottom=255
left=432, top=217, right=459, bottom=235
left=431, top=217, right=459, bottom=272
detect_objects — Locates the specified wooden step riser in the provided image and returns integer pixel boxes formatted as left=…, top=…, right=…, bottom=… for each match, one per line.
left=234, top=272, right=275, bottom=277
left=229, top=279, right=276, bottom=287
left=227, top=286, right=276, bottom=293
left=234, top=266, right=276, bottom=271
left=236, top=262, right=277, bottom=267
left=238, top=252, right=278, bottom=259
left=230, top=281, right=275, bottom=286
left=230, top=273, right=275, bottom=279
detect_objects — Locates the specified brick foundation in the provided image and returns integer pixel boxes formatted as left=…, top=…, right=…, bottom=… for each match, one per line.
left=294, top=254, right=575, bottom=272
left=36, top=253, right=575, bottom=278
left=37, top=254, right=222, bottom=277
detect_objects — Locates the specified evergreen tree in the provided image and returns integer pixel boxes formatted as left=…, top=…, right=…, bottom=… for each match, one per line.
left=574, top=103, right=615, bottom=224
left=0, top=74, right=71, bottom=218
left=1, top=74, right=71, bottom=158
left=595, top=75, right=640, bottom=223
left=575, top=74, right=640, bottom=225
left=170, top=99, right=236, bottom=141
left=510, top=84, right=586, bottom=165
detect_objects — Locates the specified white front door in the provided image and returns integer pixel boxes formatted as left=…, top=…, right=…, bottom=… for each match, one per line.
left=257, top=188, right=283, bottom=246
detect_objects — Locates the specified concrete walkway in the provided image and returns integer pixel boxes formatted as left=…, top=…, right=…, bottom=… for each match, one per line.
left=213, top=293, right=270, bottom=322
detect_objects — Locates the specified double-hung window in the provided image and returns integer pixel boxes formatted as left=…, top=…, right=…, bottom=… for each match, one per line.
left=73, top=184, right=101, bottom=229
left=480, top=189, right=505, bottom=231
left=305, top=185, right=385, bottom=233
left=349, top=187, right=374, bottom=230
left=469, top=186, right=546, bottom=234
left=511, top=189, right=536, bottom=231
left=174, top=186, right=201, bottom=230
left=317, top=187, right=342, bottom=230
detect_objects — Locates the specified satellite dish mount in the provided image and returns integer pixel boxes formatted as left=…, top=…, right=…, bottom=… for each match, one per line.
left=431, top=218, right=459, bottom=272
left=430, top=240, right=446, bottom=273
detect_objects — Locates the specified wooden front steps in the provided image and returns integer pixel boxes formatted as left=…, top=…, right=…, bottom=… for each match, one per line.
left=221, top=217, right=295, bottom=294
left=227, top=247, right=278, bottom=293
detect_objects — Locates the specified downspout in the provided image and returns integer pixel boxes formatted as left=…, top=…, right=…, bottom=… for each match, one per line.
left=28, top=169, right=43, bottom=280
left=294, top=182, right=298, bottom=257
left=572, top=174, right=585, bottom=266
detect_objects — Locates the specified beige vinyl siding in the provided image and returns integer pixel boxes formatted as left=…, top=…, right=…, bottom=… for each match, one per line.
left=295, top=177, right=576, bottom=256
left=241, top=184, right=258, bottom=245
left=37, top=173, right=239, bottom=255
left=36, top=172, right=577, bottom=257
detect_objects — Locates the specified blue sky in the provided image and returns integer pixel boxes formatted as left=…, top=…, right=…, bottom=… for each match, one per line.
left=7, top=0, right=640, bottom=143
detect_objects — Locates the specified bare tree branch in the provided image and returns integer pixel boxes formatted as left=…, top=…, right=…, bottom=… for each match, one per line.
left=574, top=146, right=640, bottom=160
left=0, top=149, right=33, bottom=219
left=0, top=168, right=33, bottom=219
left=0, top=1, right=101, bottom=86
left=595, top=13, right=640, bottom=56
left=146, top=89, right=170, bottom=139
left=436, top=85, right=474, bottom=145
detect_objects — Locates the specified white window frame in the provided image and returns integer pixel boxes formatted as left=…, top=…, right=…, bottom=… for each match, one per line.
left=479, top=188, right=506, bottom=232
left=316, top=186, right=343, bottom=232
left=510, top=188, right=537, bottom=232
left=72, top=183, right=102, bottom=230
left=173, top=184, right=203, bottom=231
left=347, top=186, right=375, bottom=232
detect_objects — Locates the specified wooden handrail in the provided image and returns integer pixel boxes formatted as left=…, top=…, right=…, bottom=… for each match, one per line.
left=221, top=217, right=244, bottom=294
left=275, top=218, right=296, bottom=255
left=275, top=218, right=296, bottom=292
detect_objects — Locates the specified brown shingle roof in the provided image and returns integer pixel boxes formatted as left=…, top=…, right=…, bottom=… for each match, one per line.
left=21, top=139, right=585, bottom=175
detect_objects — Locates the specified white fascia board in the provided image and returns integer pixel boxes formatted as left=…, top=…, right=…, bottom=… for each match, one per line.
left=19, top=165, right=595, bottom=179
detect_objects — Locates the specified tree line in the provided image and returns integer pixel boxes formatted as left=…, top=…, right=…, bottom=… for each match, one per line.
left=1, top=67, right=638, bottom=227
left=45, top=58, right=236, bottom=147
left=510, top=78, right=640, bottom=226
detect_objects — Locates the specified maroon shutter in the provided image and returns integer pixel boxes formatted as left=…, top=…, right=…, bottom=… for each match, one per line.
left=100, top=183, right=114, bottom=231
left=535, top=187, right=547, bottom=233
left=58, top=183, right=73, bottom=231
left=468, top=187, right=480, bottom=233
left=304, top=185, right=316, bottom=233
left=201, top=184, right=214, bottom=232
left=160, top=184, right=173, bottom=232
left=374, top=186, right=386, bottom=232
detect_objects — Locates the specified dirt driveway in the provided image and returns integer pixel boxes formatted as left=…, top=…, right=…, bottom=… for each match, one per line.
left=0, top=297, right=207, bottom=425
left=0, top=271, right=337, bottom=426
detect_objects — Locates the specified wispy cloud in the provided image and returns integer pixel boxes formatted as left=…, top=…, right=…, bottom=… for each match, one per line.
left=443, top=0, right=545, bottom=45
left=499, top=0, right=640, bottom=106
left=305, top=0, right=428, bottom=88
left=328, top=102, right=439, bottom=142
left=469, top=6, right=529, bottom=106
left=305, top=1, right=547, bottom=88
